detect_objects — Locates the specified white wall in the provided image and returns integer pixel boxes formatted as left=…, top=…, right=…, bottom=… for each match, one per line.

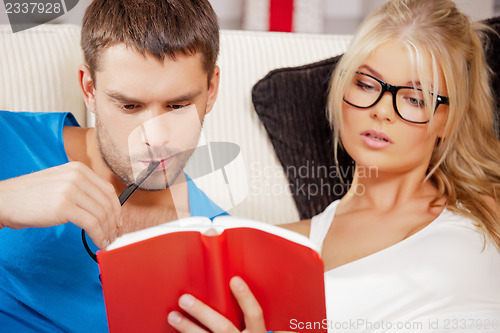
left=455, top=0, right=494, bottom=20
left=324, top=0, right=494, bottom=34
left=0, top=0, right=495, bottom=34
left=210, top=0, right=244, bottom=30
left=213, top=0, right=495, bottom=33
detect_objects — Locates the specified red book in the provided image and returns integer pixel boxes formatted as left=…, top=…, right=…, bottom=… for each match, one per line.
left=97, top=215, right=326, bottom=332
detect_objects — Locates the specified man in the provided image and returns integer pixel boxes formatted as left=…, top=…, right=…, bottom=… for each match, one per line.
left=0, top=0, right=223, bottom=331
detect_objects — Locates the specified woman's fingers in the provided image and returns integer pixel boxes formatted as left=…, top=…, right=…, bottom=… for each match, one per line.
left=167, top=309, right=210, bottom=333
left=168, top=277, right=267, bottom=333
left=229, top=276, right=266, bottom=332
left=172, top=294, right=240, bottom=332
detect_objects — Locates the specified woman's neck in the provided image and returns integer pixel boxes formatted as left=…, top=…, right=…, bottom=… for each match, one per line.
left=341, top=164, right=441, bottom=212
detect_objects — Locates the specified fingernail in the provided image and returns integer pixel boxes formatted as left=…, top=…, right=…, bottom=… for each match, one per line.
left=231, top=276, right=246, bottom=292
left=168, top=311, right=182, bottom=324
left=179, top=294, right=195, bottom=308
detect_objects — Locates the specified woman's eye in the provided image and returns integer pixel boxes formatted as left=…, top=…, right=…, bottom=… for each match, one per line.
left=356, top=80, right=377, bottom=91
left=406, top=97, right=426, bottom=108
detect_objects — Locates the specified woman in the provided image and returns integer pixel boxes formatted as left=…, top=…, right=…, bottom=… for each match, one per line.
left=168, top=0, right=500, bottom=331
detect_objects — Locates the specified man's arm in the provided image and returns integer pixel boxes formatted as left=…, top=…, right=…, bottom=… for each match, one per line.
left=0, top=161, right=121, bottom=249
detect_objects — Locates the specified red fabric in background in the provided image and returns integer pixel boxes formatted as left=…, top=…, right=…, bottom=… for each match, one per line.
left=269, top=0, right=294, bottom=32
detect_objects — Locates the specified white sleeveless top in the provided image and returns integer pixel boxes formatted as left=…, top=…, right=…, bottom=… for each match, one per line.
left=310, top=200, right=500, bottom=332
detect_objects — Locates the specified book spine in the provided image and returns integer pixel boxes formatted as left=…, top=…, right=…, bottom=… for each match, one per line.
left=201, top=231, right=243, bottom=329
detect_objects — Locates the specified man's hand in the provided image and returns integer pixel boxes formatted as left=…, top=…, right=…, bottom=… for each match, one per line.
left=0, top=162, right=121, bottom=249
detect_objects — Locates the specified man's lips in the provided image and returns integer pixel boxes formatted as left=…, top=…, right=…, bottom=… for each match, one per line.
left=360, top=129, right=393, bottom=148
left=140, top=157, right=172, bottom=171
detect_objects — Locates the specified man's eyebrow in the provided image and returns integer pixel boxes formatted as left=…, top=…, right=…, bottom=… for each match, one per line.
left=104, top=90, right=203, bottom=104
left=166, top=90, right=203, bottom=103
left=105, top=91, right=137, bottom=103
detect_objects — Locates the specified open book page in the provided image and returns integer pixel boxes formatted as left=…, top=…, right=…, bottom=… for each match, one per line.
left=106, top=215, right=320, bottom=253
left=106, top=215, right=209, bottom=250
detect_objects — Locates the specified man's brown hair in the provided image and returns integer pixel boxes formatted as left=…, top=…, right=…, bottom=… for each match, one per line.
left=81, top=0, right=219, bottom=83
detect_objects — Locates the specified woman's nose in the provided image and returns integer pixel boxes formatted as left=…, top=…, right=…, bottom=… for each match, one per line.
left=369, top=92, right=397, bottom=123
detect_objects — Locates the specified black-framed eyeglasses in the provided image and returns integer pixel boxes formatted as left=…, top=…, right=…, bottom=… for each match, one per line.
left=343, top=71, right=449, bottom=124
left=81, top=161, right=160, bottom=263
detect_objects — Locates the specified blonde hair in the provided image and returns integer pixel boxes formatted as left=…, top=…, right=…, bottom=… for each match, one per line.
left=328, top=0, right=500, bottom=247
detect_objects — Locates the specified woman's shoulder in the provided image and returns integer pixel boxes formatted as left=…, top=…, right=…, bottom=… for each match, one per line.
left=280, top=220, right=311, bottom=238
left=279, top=200, right=342, bottom=237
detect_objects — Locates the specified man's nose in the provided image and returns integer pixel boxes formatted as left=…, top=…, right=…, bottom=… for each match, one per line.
left=140, top=111, right=172, bottom=151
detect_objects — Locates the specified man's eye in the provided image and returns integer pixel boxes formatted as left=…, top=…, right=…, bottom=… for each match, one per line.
left=118, top=104, right=138, bottom=111
left=167, top=105, right=186, bottom=110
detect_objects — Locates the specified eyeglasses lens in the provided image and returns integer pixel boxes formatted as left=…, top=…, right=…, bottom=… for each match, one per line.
left=344, top=73, right=431, bottom=123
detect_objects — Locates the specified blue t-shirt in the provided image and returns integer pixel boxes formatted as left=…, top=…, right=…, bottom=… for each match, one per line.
left=0, top=111, right=226, bottom=332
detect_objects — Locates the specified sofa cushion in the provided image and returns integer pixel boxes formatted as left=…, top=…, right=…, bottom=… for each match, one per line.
left=252, top=56, right=354, bottom=220
left=253, top=17, right=500, bottom=220
left=484, top=16, right=500, bottom=137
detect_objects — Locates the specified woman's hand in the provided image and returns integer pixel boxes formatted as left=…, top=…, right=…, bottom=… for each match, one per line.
left=167, top=276, right=267, bottom=332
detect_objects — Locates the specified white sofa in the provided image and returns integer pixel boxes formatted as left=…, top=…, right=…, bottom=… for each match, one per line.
left=0, top=24, right=351, bottom=224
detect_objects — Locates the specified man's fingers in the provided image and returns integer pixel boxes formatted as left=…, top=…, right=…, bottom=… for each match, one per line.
left=63, top=162, right=121, bottom=228
left=0, top=161, right=120, bottom=250
left=66, top=205, right=109, bottom=249
left=57, top=166, right=119, bottom=247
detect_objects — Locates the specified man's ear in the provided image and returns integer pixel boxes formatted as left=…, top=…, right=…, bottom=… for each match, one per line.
left=79, top=64, right=97, bottom=114
left=204, top=65, right=220, bottom=115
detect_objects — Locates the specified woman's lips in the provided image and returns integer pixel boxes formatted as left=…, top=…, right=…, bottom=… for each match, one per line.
left=360, top=129, right=393, bottom=148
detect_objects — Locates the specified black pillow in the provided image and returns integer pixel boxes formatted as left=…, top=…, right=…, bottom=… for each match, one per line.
left=252, top=56, right=354, bottom=220
left=484, top=16, right=500, bottom=137
left=253, top=18, right=500, bottom=220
